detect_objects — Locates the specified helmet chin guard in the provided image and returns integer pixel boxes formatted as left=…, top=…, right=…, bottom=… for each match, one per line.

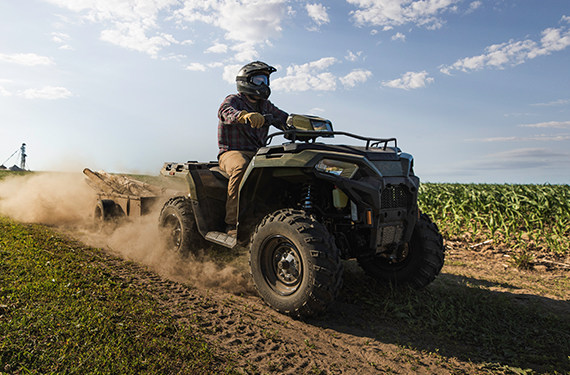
left=236, top=61, right=276, bottom=100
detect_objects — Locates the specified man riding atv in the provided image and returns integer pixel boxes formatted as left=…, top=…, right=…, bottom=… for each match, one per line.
left=217, top=61, right=289, bottom=237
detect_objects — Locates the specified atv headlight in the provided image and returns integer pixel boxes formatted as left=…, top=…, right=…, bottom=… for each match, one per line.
left=315, top=159, right=359, bottom=179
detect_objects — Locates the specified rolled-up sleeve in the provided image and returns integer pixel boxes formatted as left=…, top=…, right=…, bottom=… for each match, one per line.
left=218, top=95, right=244, bottom=124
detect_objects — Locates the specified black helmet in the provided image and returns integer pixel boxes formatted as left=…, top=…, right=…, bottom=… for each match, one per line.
left=236, top=61, right=276, bottom=100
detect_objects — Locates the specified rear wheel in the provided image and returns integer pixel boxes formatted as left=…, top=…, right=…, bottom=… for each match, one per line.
left=249, top=209, right=343, bottom=318
left=93, top=199, right=124, bottom=231
left=158, top=197, right=203, bottom=257
left=358, top=213, right=444, bottom=289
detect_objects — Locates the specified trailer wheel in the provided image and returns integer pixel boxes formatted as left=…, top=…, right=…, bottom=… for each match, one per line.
left=358, top=213, right=444, bottom=289
left=158, top=197, right=203, bottom=257
left=94, top=199, right=124, bottom=231
left=249, top=209, right=343, bottom=318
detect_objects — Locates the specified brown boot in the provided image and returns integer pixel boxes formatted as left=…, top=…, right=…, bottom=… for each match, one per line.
left=226, top=225, right=237, bottom=237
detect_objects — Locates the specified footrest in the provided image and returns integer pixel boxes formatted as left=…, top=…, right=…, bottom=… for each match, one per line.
left=205, top=231, right=237, bottom=248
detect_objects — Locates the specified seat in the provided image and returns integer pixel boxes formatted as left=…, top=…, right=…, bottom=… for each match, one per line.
left=209, top=166, right=229, bottom=180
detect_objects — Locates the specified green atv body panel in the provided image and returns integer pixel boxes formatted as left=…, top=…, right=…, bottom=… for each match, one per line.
left=239, top=142, right=420, bottom=257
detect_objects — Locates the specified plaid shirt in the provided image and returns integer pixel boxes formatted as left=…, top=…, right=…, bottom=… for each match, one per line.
left=218, top=93, right=288, bottom=156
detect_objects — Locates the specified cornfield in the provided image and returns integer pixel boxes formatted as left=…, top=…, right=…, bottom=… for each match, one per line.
left=418, top=183, right=570, bottom=255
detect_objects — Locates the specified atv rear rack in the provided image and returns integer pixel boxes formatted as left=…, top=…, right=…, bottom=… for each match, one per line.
left=266, top=130, right=397, bottom=150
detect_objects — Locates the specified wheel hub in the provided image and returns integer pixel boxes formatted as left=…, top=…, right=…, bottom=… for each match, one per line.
left=164, top=214, right=182, bottom=249
left=275, top=251, right=300, bottom=285
left=259, top=235, right=304, bottom=296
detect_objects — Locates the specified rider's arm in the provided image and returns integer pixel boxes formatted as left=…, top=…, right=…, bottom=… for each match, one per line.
left=218, top=95, right=246, bottom=125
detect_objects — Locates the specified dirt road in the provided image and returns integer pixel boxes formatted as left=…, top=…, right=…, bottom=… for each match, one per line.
left=82, top=235, right=569, bottom=374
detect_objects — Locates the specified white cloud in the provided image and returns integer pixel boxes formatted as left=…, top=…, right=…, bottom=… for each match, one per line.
left=306, top=3, right=329, bottom=26
left=267, top=58, right=373, bottom=92
left=531, top=99, right=570, bottom=107
left=458, top=146, right=570, bottom=171
left=340, top=69, right=372, bottom=88
left=230, top=42, right=259, bottom=62
left=287, top=6, right=296, bottom=16
left=0, top=53, right=54, bottom=66
left=345, top=50, right=362, bottom=62
left=185, top=62, right=207, bottom=71
left=0, top=86, right=12, bottom=97
left=483, top=147, right=568, bottom=163
left=471, top=134, right=570, bottom=142
left=382, top=71, right=434, bottom=90
left=222, top=64, right=242, bottom=84
left=391, top=32, right=406, bottom=41
left=519, top=121, right=570, bottom=129
left=100, top=23, right=176, bottom=56
left=272, top=57, right=338, bottom=92
left=441, top=22, right=570, bottom=74
left=18, top=86, right=73, bottom=100
left=51, top=31, right=73, bottom=51
left=205, top=42, right=228, bottom=54
left=51, top=31, right=70, bottom=43
left=488, top=148, right=567, bottom=159
left=466, top=1, right=481, bottom=14
left=40, top=1, right=288, bottom=61
left=465, top=147, right=570, bottom=171
left=347, top=0, right=459, bottom=30
left=175, top=0, right=286, bottom=61
left=45, top=0, right=181, bottom=57
left=208, top=62, right=224, bottom=68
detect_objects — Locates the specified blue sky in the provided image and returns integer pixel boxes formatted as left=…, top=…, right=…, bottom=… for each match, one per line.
left=1, top=0, right=569, bottom=183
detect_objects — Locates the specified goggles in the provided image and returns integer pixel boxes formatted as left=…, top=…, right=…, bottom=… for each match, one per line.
left=250, top=74, right=269, bottom=86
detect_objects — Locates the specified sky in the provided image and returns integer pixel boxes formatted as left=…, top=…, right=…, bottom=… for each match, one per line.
left=0, top=0, right=569, bottom=184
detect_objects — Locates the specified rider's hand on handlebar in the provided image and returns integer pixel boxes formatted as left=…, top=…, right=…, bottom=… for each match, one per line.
left=238, top=111, right=265, bottom=128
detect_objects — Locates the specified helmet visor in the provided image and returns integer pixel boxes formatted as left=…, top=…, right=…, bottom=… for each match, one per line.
left=250, top=74, right=269, bottom=86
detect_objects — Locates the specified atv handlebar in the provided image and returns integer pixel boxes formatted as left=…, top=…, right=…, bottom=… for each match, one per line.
left=253, top=114, right=398, bottom=151
left=265, top=129, right=397, bottom=151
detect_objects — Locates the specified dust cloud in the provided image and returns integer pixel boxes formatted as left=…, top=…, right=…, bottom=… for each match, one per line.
left=0, top=172, right=253, bottom=295
left=0, top=172, right=95, bottom=225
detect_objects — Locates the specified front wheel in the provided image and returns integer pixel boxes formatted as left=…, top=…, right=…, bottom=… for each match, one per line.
left=358, top=213, right=445, bottom=289
left=249, top=209, right=343, bottom=318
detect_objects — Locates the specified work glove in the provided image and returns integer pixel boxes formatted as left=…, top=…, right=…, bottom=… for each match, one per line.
left=238, top=111, right=265, bottom=128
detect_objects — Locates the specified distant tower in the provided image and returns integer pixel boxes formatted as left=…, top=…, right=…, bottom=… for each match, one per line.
left=20, top=143, right=26, bottom=170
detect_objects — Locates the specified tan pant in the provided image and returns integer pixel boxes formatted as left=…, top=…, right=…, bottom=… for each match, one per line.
left=218, top=150, right=256, bottom=226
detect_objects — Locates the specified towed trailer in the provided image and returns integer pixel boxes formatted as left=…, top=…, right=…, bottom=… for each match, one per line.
left=83, top=168, right=176, bottom=225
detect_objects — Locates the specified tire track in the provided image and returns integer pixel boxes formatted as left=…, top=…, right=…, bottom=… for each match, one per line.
left=86, top=247, right=477, bottom=374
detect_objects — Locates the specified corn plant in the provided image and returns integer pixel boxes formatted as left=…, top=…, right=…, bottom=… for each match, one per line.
left=418, top=183, right=570, bottom=255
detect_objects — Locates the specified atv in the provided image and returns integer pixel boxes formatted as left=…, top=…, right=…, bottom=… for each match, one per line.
left=157, top=114, right=445, bottom=318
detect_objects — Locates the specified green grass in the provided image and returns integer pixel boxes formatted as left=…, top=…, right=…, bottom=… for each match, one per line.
left=419, top=183, right=570, bottom=255
left=0, top=170, right=31, bottom=180
left=0, top=217, right=235, bottom=374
